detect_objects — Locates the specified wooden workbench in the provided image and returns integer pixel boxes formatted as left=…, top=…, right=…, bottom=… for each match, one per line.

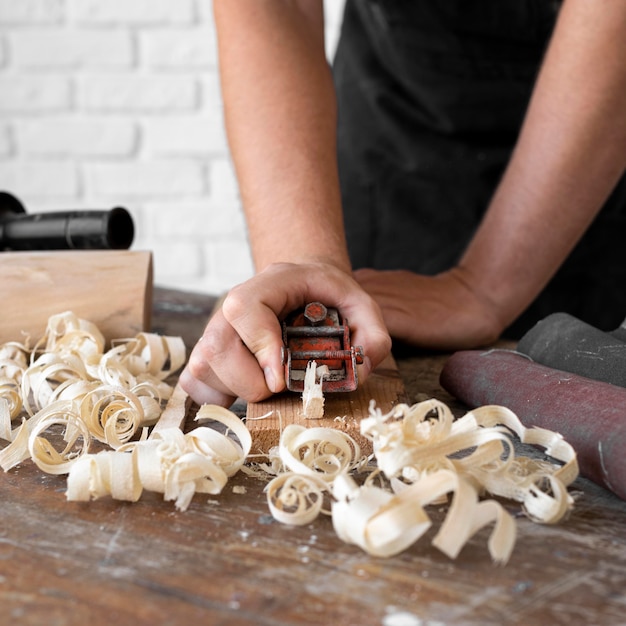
left=1, top=288, right=625, bottom=625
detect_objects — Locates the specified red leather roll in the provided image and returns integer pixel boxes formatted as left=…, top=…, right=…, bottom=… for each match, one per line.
left=440, top=349, right=626, bottom=500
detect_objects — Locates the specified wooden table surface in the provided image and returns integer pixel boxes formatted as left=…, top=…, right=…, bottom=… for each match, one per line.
left=2, top=288, right=625, bottom=626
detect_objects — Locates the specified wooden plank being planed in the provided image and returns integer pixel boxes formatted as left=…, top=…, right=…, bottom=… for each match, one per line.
left=245, top=354, right=408, bottom=456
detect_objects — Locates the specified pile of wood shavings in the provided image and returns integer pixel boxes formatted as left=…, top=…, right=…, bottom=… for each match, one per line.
left=263, top=399, right=579, bottom=563
left=0, top=311, right=185, bottom=474
left=67, top=404, right=251, bottom=511
left=0, top=311, right=252, bottom=511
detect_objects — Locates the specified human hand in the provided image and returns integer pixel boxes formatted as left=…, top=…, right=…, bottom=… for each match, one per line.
left=179, top=262, right=392, bottom=407
left=353, top=267, right=505, bottom=351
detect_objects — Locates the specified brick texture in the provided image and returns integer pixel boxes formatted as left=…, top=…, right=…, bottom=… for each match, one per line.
left=0, top=0, right=64, bottom=24
left=68, top=0, right=195, bottom=25
left=141, top=28, right=217, bottom=69
left=0, top=161, right=78, bottom=197
left=79, top=75, right=199, bottom=112
left=0, top=0, right=344, bottom=295
left=17, top=116, right=137, bottom=156
left=10, top=29, right=134, bottom=68
left=143, top=113, right=227, bottom=155
left=0, top=76, right=71, bottom=112
left=84, top=161, right=206, bottom=197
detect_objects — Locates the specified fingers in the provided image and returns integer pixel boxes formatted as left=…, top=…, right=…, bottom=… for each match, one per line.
left=180, top=262, right=393, bottom=406
left=180, top=307, right=276, bottom=406
left=178, top=367, right=235, bottom=407
left=224, top=262, right=392, bottom=380
left=220, top=282, right=287, bottom=394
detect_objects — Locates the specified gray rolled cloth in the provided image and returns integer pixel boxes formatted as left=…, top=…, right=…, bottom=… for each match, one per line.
left=516, top=312, right=626, bottom=387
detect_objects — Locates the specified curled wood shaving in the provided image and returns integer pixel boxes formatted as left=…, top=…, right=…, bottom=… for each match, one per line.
left=263, top=399, right=578, bottom=563
left=0, top=310, right=185, bottom=472
left=277, top=423, right=362, bottom=482
left=0, top=400, right=11, bottom=442
left=361, top=400, right=578, bottom=524
left=67, top=450, right=142, bottom=503
left=67, top=404, right=252, bottom=511
left=0, top=342, right=28, bottom=422
left=78, top=384, right=159, bottom=449
left=34, top=311, right=105, bottom=357
left=266, top=472, right=329, bottom=525
left=28, top=401, right=91, bottom=475
left=263, top=423, right=362, bottom=524
left=332, top=470, right=516, bottom=562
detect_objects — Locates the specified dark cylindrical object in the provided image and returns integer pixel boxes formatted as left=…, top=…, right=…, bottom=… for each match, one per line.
left=517, top=312, right=626, bottom=388
left=0, top=191, right=134, bottom=251
left=440, top=349, right=626, bottom=501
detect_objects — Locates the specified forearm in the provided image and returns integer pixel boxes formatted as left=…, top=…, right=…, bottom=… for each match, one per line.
left=460, top=0, right=626, bottom=328
left=213, top=0, right=350, bottom=273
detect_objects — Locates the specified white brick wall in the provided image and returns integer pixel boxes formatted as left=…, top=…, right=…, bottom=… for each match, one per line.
left=0, top=0, right=344, bottom=295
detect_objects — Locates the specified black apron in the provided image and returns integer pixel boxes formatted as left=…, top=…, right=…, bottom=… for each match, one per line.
left=333, top=0, right=626, bottom=337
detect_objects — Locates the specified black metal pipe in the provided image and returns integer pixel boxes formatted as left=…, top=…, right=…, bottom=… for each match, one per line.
left=0, top=191, right=134, bottom=251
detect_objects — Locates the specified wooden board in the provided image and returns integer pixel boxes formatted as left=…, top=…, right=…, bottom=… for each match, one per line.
left=0, top=250, right=153, bottom=344
left=2, top=454, right=626, bottom=626
left=246, top=354, right=409, bottom=455
left=1, top=290, right=625, bottom=626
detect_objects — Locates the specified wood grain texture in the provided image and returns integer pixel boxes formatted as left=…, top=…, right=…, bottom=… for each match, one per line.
left=2, top=422, right=625, bottom=626
left=0, top=250, right=152, bottom=344
left=1, top=291, right=625, bottom=626
left=245, top=354, right=409, bottom=456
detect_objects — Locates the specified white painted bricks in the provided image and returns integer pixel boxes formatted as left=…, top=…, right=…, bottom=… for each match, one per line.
left=0, top=0, right=343, bottom=295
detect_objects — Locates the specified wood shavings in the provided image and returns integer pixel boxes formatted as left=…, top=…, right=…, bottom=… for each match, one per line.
left=332, top=469, right=515, bottom=563
left=67, top=404, right=252, bottom=511
left=0, top=310, right=185, bottom=472
left=34, top=311, right=105, bottom=357
left=190, top=404, right=252, bottom=476
left=1, top=311, right=579, bottom=561
left=277, top=423, right=362, bottom=482
left=301, top=361, right=328, bottom=419
left=0, top=400, right=11, bottom=442
left=2, top=312, right=252, bottom=512
left=262, top=399, right=578, bottom=563
left=28, top=402, right=91, bottom=475
left=266, top=472, right=329, bottom=525
left=263, top=422, right=363, bottom=525
left=0, top=341, right=28, bottom=422
left=360, top=400, right=578, bottom=525
left=67, top=449, right=142, bottom=503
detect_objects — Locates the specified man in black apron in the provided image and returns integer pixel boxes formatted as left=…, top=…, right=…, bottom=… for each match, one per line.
left=181, top=0, right=626, bottom=406
left=336, top=0, right=626, bottom=338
